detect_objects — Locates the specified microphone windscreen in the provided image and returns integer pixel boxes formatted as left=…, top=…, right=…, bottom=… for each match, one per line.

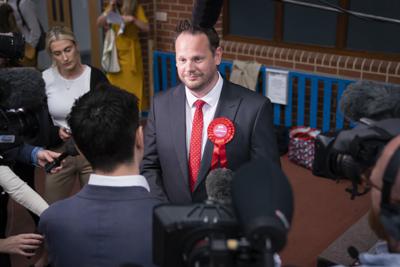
left=232, top=159, right=293, bottom=252
left=205, top=168, right=233, bottom=203
left=0, top=68, right=46, bottom=110
left=340, top=81, right=400, bottom=122
left=192, top=0, right=223, bottom=28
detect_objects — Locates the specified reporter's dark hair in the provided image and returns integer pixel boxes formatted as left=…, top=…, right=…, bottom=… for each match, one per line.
left=67, top=83, right=139, bottom=172
left=174, top=19, right=219, bottom=54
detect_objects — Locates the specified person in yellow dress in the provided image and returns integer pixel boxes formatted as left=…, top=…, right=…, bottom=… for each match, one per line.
left=97, top=0, right=149, bottom=110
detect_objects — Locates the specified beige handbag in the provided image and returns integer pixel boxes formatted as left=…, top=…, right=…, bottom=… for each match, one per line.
left=101, top=28, right=120, bottom=73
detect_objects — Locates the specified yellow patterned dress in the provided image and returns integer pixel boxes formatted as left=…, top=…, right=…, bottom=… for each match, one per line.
left=107, top=5, right=148, bottom=110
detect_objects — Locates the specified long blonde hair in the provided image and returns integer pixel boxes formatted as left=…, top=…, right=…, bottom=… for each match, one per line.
left=45, top=26, right=77, bottom=54
left=120, top=0, right=138, bottom=15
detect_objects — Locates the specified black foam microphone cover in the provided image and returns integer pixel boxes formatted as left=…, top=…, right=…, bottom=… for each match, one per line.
left=340, top=80, right=400, bottom=122
left=192, top=0, right=224, bottom=28
left=232, top=159, right=294, bottom=253
left=0, top=68, right=46, bottom=110
left=205, top=167, right=234, bottom=203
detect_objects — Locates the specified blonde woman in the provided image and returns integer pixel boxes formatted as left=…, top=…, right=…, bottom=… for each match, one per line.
left=97, top=0, right=149, bottom=110
left=43, top=26, right=108, bottom=204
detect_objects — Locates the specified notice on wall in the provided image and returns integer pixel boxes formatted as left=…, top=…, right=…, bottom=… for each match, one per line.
left=266, top=69, right=289, bottom=105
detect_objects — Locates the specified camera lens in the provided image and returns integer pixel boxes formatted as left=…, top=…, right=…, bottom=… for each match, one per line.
left=332, top=154, right=363, bottom=181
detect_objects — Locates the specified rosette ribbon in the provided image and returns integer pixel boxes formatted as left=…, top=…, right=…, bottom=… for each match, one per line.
left=207, top=117, right=235, bottom=170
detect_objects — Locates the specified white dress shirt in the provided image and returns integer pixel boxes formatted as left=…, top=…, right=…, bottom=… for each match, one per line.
left=88, top=173, right=150, bottom=192
left=185, top=72, right=223, bottom=159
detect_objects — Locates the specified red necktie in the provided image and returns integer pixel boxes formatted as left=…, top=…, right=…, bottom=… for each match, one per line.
left=189, top=100, right=206, bottom=192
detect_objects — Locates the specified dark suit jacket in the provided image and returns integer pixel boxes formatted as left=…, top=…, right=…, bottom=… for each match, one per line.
left=141, top=79, right=280, bottom=204
left=38, top=184, right=161, bottom=267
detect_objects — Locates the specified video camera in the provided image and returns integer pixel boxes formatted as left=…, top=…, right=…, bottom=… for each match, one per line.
left=312, top=118, right=400, bottom=198
left=153, top=202, right=240, bottom=267
left=0, top=32, right=25, bottom=61
left=0, top=107, right=40, bottom=160
left=153, top=160, right=294, bottom=267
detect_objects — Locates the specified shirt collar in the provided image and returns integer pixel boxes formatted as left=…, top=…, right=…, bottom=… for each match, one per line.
left=185, top=72, right=223, bottom=108
left=88, top=174, right=150, bottom=192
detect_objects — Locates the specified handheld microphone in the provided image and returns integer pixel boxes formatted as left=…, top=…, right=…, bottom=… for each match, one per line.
left=232, top=159, right=294, bottom=253
left=205, top=167, right=234, bottom=203
left=45, top=139, right=78, bottom=173
left=340, top=80, right=400, bottom=122
left=192, top=0, right=224, bottom=28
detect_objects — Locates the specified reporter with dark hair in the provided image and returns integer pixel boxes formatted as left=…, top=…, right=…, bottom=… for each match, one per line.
left=39, top=84, right=161, bottom=267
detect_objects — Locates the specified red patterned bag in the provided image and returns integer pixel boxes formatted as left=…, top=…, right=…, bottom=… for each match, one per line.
left=288, top=126, right=321, bottom=170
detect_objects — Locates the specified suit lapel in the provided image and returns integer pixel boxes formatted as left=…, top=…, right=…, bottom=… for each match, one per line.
left=170, top=84, right=189, bottom=189
left=194, top=80, right=242, bottom=191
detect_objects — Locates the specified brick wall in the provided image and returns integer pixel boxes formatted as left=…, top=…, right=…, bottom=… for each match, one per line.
left=145, top=0, right=400, bottom=84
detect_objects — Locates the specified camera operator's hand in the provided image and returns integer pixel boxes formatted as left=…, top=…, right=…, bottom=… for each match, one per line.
left=0, top=233, right=43, bottom=256
left=36, top=149, right=62, bottom=173
left=59, top=127, right=71, bottom=142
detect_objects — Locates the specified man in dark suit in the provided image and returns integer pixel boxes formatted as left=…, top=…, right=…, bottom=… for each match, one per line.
left=38, top=84, right=161, bottom=267
left=141, top=20, right=280, bottom=204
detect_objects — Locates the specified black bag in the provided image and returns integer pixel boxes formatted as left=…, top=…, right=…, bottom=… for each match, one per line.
left=35, top=23, right=46, bottom=51
left=273, top=125, right=290, bottom=156
left=16, top=0, right=46, bottom=51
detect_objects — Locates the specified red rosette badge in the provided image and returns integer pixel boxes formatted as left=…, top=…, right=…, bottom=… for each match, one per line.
left=207, top=117, right=235, bottom=169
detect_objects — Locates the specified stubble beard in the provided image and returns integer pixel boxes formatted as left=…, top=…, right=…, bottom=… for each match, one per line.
left=183, top=71, right=218, bottom=97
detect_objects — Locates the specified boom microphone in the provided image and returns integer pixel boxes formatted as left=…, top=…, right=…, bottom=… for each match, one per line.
left=232, top=159, right=294, bottom=253
left=340, top=80, right=400, bottom=122
left=45, top=139, right=78, bottom=173
left=192, top=0, right=224, bottom=28
left=205, top=168, right=233, bottom=203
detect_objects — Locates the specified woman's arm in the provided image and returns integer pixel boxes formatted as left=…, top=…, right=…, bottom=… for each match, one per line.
left=0, top=166, right=49, bottom=216
left=97, top=12, right=108, bottom=28
left=122, top=15, right=150, bottom=32
left=97, top=2, right=116, bottom=28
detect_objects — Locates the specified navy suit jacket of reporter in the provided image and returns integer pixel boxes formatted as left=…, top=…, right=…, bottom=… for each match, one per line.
left=141, top=79, right=280, bottom=204
left=38, top=185, right=161, bottom=267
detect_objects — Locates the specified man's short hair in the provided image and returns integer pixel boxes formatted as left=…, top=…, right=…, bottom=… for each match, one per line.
left=67, top=83, right=139, bottom=172
left=174, top=19, right=220, bottom=54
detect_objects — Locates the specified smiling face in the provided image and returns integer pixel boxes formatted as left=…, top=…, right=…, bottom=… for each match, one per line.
left=175, top=32, right=222, bottom=98
left=49, top=39, right=81, bottom=76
